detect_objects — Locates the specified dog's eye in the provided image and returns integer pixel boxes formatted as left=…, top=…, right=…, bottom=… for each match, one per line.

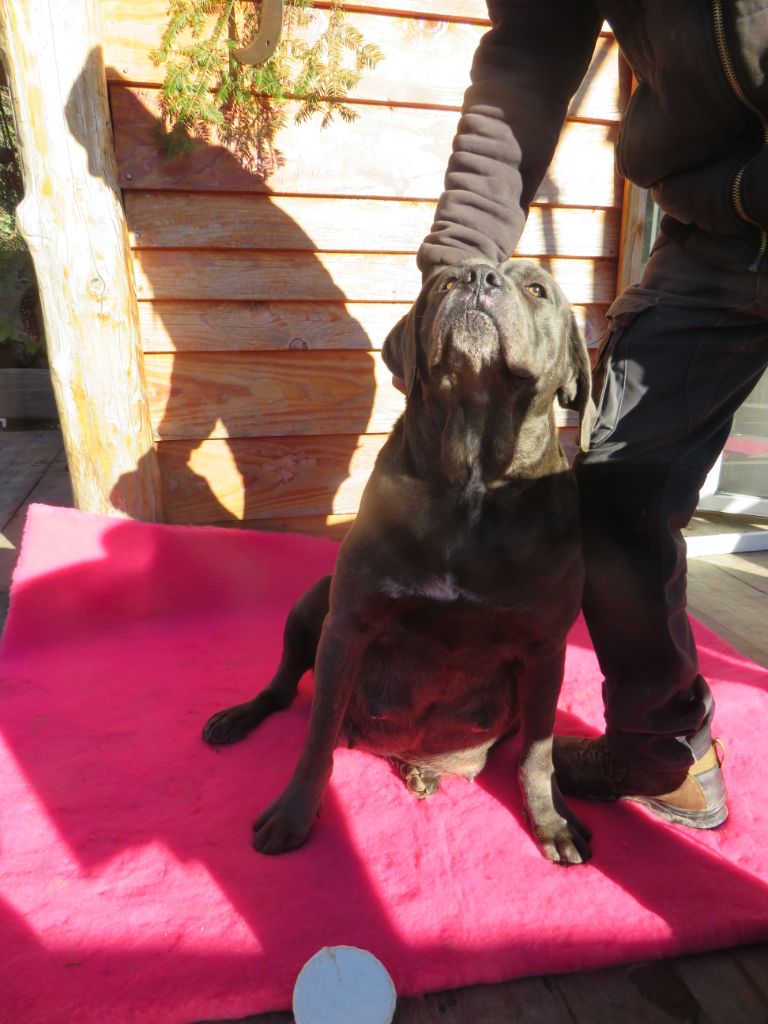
left=525, top=283, right=547, bottom=299
left=440, top=276, right=459, bottom=292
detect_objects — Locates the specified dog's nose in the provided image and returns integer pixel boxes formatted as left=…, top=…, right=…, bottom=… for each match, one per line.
left=461, top=264, right=503, bottom=292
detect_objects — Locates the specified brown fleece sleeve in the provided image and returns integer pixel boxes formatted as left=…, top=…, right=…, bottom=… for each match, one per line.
left=417, top=0, right=602, bottom=279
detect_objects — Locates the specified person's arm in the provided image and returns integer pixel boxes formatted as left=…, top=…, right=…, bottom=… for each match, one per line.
left=417, top=0, right=602, bottom=278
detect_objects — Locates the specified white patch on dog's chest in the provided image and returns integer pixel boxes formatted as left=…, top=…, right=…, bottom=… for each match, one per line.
left=380, top=573, right=482, bottom=603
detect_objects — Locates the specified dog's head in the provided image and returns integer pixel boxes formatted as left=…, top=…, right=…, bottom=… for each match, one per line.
left=382, top=258, right=594, bottom=451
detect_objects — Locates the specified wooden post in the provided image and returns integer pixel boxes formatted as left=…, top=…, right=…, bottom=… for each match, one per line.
left=0, top=0, right=162, bottom=520
left=616, top=178, right=650, bottom=295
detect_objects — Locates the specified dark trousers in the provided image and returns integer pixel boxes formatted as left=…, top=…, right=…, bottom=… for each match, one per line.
left=574, top=234, right=768, bottom=771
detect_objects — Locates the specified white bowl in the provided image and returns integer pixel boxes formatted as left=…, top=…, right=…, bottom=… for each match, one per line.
left=292, top=945, right=397, bottom=1024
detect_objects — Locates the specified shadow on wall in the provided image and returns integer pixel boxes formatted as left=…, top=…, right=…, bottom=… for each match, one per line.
left=62, top=33, right=625, bottom=531
left=66, top=51, right=381, bottom=533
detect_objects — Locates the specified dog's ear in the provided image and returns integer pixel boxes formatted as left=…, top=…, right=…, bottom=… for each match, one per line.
left=556, top=313, right=596, bottom=453
left=381, top=305, right=419, bottom=397
left=381, top=275, right=438, bottom=397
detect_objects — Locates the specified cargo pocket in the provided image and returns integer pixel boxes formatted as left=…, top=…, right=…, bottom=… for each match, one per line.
left=590, top=290, right=659, bottom=449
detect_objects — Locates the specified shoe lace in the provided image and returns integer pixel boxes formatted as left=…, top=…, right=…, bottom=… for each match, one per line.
left=713, top=736, right=726, bottom=767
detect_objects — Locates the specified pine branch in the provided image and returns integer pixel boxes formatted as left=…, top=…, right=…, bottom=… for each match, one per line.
left=153, top=0, right=383, bottom=166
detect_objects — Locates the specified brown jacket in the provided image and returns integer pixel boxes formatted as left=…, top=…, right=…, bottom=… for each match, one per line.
left=418, top=0, right=768, bottom=276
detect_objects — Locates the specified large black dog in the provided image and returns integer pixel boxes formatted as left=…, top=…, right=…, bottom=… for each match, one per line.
left=204, top=258, right=595, bottom=865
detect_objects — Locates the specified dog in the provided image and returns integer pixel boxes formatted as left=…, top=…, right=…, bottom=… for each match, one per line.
left=203, top=258, right=595, bottom=865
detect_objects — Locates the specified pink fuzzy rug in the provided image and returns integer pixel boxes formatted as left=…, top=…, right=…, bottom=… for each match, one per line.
left=1, top=504, right=767, bottom=1024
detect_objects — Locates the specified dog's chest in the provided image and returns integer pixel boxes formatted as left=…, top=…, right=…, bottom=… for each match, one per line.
left=380, top=572, right=482, bottom=604
left=346, top=600, right=520, bottom=760
left=376, top=529, right=554, bottom=611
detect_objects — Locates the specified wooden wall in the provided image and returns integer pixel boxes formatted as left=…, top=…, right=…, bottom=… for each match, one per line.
left=100, top=0, right=627, bottom=535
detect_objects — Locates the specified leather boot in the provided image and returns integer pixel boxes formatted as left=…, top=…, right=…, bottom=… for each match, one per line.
left=553, top=735, right=728, bottom=828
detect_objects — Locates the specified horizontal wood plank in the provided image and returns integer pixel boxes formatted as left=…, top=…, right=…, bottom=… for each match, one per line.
left=158, top=433, right=387, bottom=522
left=102, top=4, right=622, bottom=121
left=101, top=0, right=494, bottom=44
left=309, top=2, right=609, bottom=32
left=332, top=1, right=489, bottom=20
left=145, top=350, right=586, bottom=441
left=261, top=516, right=352, bottom=539
left=238, top=513, right=352, bottom=539
left=125, top=193, right=621, bottom=258
left=132, top=250, right=617, bottom=305
left=112, top=87, right=621, bottom=207
left=145, top=350, right=401, bottom=439
left=158, top=425, right=583, bottom=527
left=138, top=300, right=411, bottom=353
left=137, top=299, right=608, bottom=352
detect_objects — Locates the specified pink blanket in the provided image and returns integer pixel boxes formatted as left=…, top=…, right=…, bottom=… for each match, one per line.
left=1, top=504, right=767, bottom=1024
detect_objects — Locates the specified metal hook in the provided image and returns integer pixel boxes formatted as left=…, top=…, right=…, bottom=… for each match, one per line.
left=232, top=0, right=284, bottom=66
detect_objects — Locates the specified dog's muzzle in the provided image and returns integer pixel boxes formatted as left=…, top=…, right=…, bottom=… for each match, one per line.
left=443, top=265, right=505, bottom=374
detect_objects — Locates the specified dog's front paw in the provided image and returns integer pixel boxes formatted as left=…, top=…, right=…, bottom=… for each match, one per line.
left=525, top=785, right=592, bottom=866
left=202, top=700, right=262, bottom=745
left=531, top=811, right=592, bottom=866
left=252, top=788, right=320, bottom=855
left=520, top=767, right=592, bottom=865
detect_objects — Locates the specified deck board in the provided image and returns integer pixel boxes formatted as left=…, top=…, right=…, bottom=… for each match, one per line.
left=552, top=959, right=708, bottom=1024
left=708, top=550, right=768, bottom=594
left=687, top=557, right=768, bottom=666
left=0, top=432, right=71, bottom=624
left=674, top=949, right=768, bottom=1024
left=0, top=430, right=62, bottom=528
left=1, top=431, right=767, bottom=1023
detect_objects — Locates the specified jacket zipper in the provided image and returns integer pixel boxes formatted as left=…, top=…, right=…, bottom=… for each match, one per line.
left=713, top=0, right=768, bottom=269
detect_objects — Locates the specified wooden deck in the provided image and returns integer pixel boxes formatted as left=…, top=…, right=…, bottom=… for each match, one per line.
left=1, top=429, right=767, bottom=1024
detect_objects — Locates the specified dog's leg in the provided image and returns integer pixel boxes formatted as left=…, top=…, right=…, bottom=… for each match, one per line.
left=252, top=610, right=369, bottom=854
left=202, top=575, right=331, bottom=746
left=517, top=649, right=592, bottom=865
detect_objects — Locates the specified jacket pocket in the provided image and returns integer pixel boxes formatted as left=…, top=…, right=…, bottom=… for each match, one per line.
left=652, top=153, right=750, bottom=239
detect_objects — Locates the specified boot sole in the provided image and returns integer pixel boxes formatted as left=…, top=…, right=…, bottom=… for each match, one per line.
left=620, top=794, right=729, bottom=829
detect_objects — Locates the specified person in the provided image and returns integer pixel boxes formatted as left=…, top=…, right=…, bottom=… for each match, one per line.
left=385, top=1, right=768, bottom=828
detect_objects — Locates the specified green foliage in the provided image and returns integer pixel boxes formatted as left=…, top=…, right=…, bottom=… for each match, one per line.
left=0, top=251, right=45, bottom=367
left=0, top=66, right=24, bottom=253
left=0, top=64, right=45, bottom=366
left=151, top=0, right=384, bottom=170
